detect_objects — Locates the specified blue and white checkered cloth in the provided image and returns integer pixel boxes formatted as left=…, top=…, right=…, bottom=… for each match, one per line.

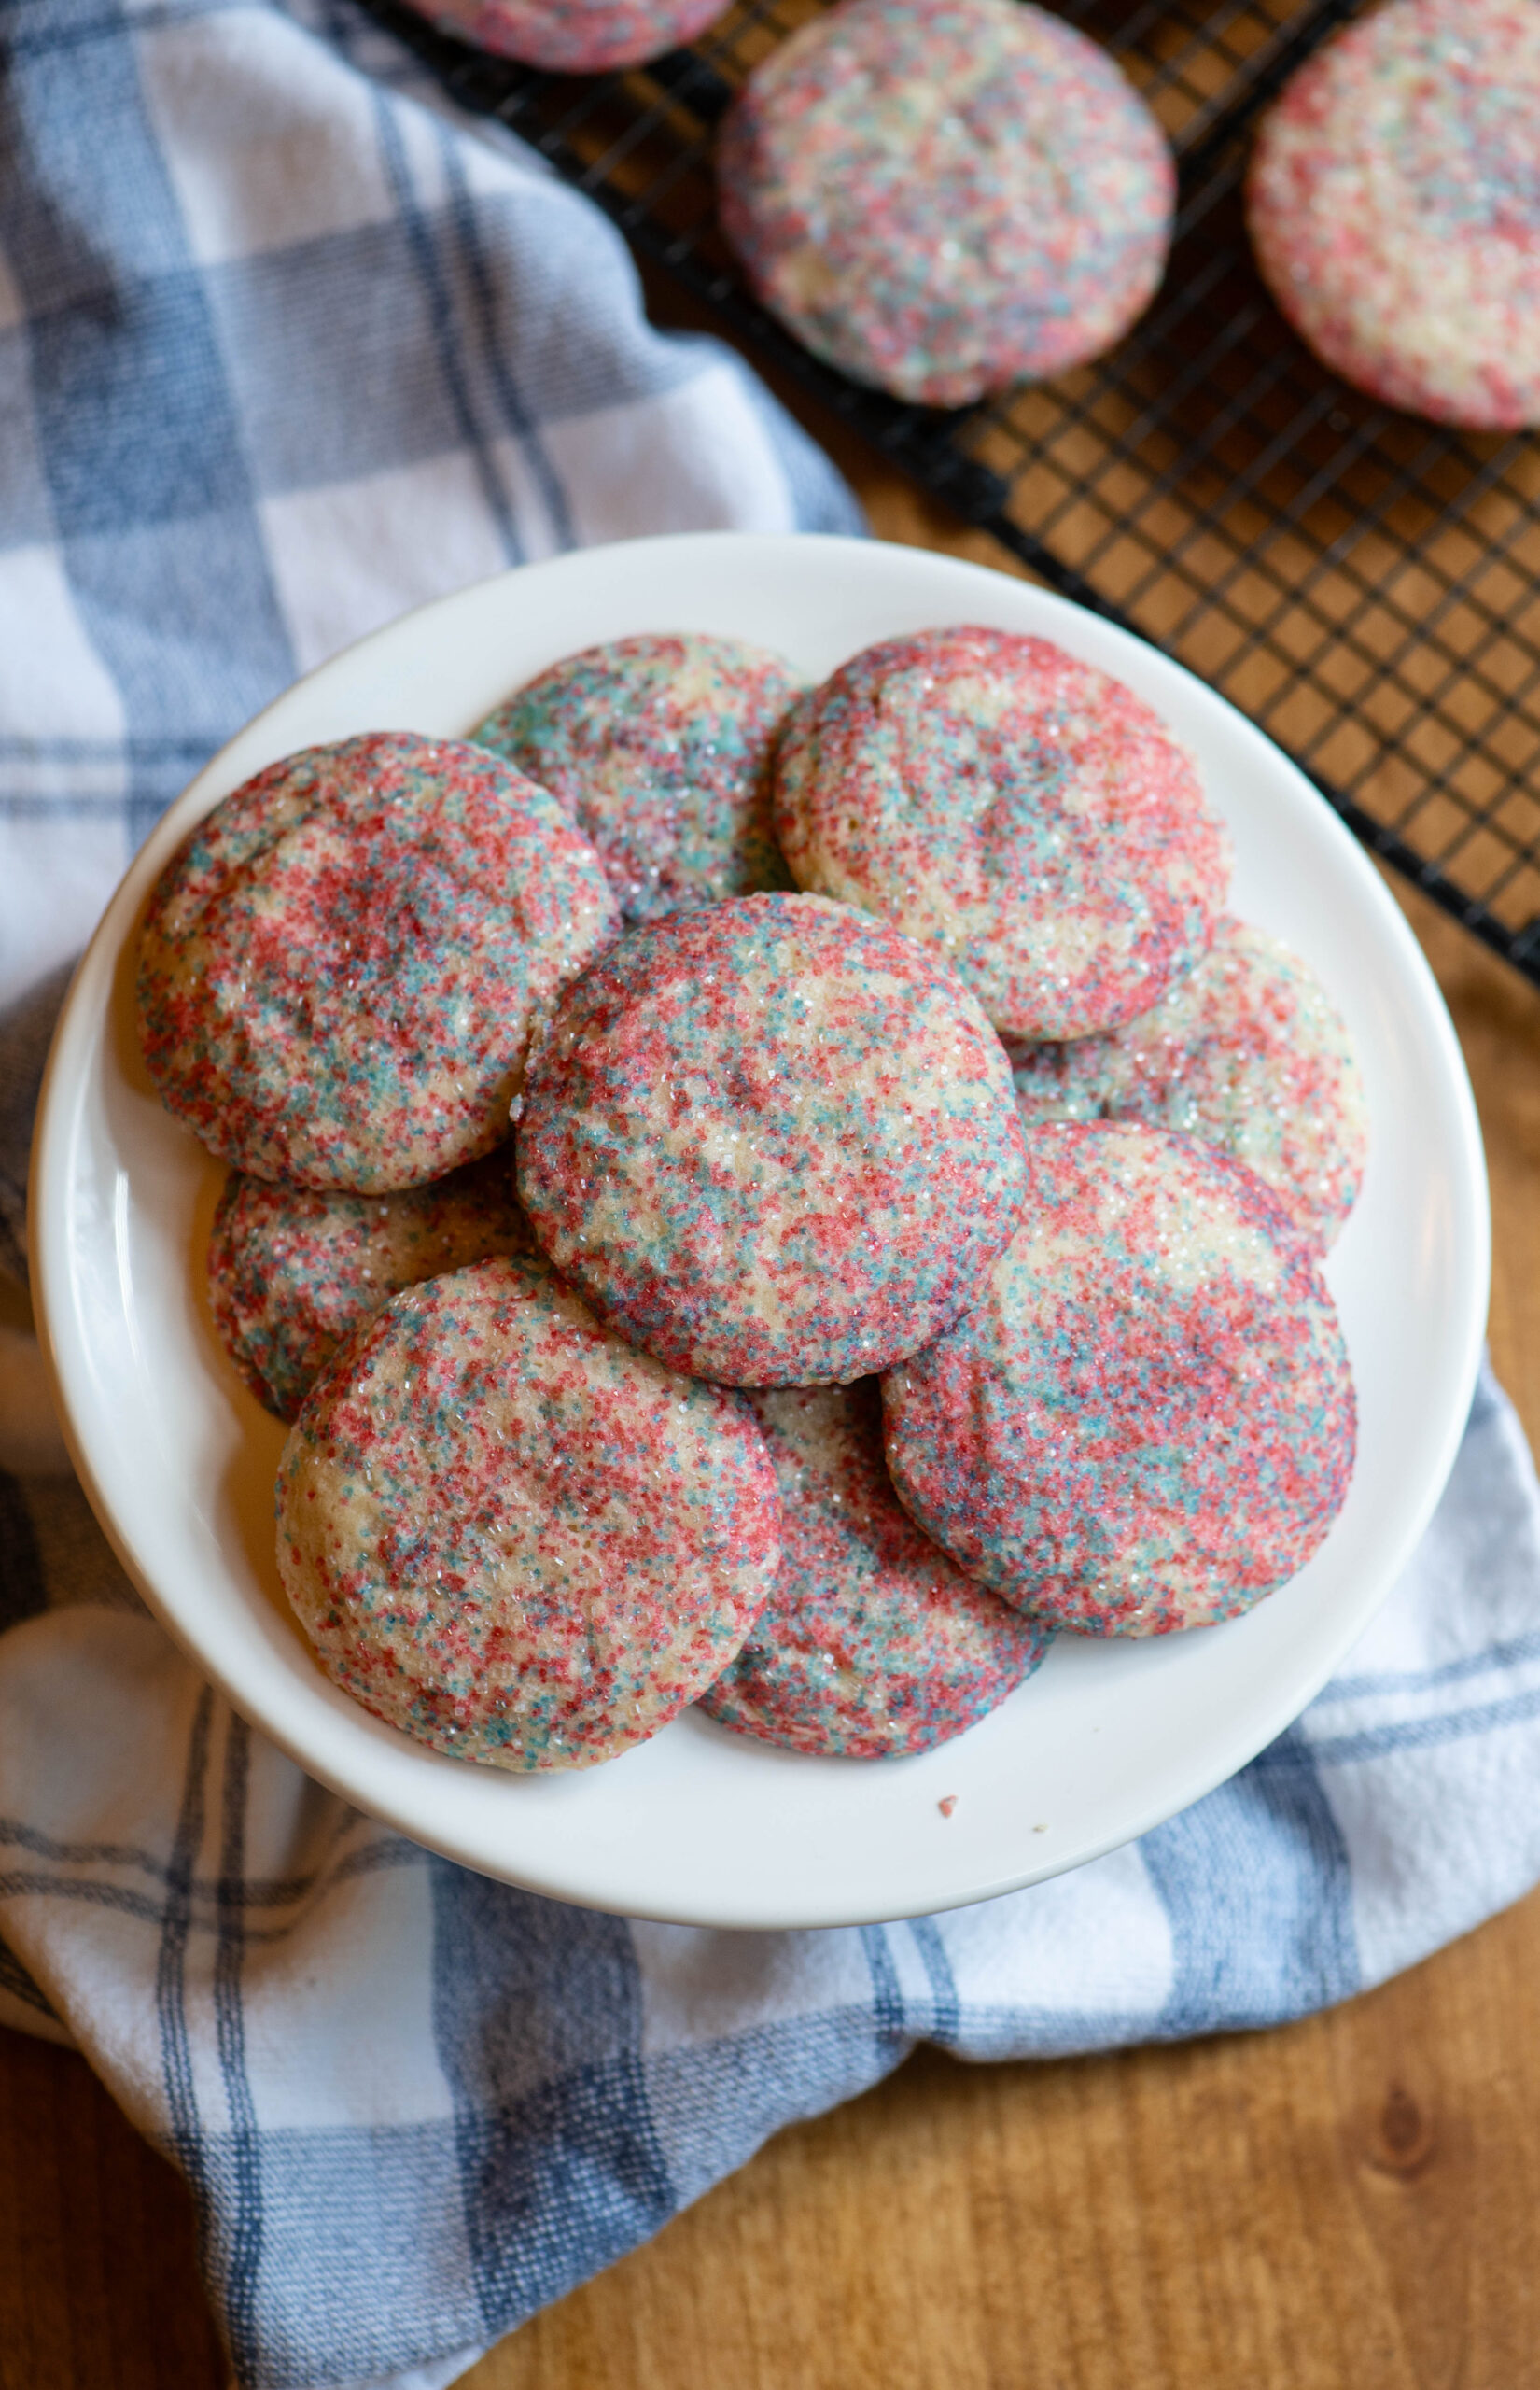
left=0, top=0, right=857, bottom=1012
left=3, top=3, right=1540, bottom=2385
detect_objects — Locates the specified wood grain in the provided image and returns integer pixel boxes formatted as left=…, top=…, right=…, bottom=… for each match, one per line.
left=462, top=1890, right=1540, bottom=2390
left=0, top=2027, right=224, bottom=2390
left=6, top=451, right=1540, bottom=2390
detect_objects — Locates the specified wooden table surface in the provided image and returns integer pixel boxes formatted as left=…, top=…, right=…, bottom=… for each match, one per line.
left=6, top=443, right=1540, bottom=2390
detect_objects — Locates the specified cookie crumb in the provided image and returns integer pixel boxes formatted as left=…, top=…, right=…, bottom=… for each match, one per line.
left=937, top=1794, right=959, bottom=1818
left=1033, top=1822, right=1049, bottom=1834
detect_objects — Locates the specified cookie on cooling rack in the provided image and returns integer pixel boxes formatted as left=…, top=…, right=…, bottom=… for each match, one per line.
left=882, top=1122, right=1356, bottom=1638
left=516, top=892, right=1028, bottom=1385
left=1007, top=918, right=1367, bottom=1253
left=773, top=626, right=1230, bottom=1041
left=717, top=0, right=1175, bottom=406
left=410, top=0, right=728, bottom=73
left=208, top=1151, right=534, bottom=1422
left=1247, top=0, right=1540, bottom=429
left=700, top=1379, right=1050, bottom=1759
left=136, top=733, right=618, bottom=1193
left=276, top=1255, right=782, bottom=1771
left=474, top=632, right=803, bottom=928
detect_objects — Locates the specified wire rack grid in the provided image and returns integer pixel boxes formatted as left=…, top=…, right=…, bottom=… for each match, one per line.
left=366, top=0, right=1540, bottom=990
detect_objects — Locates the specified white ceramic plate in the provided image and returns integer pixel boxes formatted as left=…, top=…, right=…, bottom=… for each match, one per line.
left=31, top=532, right=1489, bottom=1930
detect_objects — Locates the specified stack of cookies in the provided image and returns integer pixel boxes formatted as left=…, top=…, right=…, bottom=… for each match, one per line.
left=135, top=620, right=1363, bottom=1773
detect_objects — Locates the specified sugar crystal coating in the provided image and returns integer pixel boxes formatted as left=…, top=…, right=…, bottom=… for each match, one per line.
left=883, top=1122, right=1356, bottom=1636
left=409, top=0, right=727, bottom=72
left=137, top=732, right=619, bottom=1192
left=208, top=1151, right=534, bottom=1422
left=701, top=1379, right=1050, bottom=1757
left=474, top=632, right=803, bottom=928
left=517, top=892, right=1028, bottom=1385
left=718, top=0, right=1175, bottom=406
left=775, top=626, right=1231, bottom=1040
left=1007, top=918, right=1366, bottom=1252
left=1247, top=0, right=1540, bottom=429
left=276, top=1255, right=781, bottom=1770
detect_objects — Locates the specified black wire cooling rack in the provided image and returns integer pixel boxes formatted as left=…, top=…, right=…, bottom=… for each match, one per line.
left=366, top=0, right=1540, bottom=989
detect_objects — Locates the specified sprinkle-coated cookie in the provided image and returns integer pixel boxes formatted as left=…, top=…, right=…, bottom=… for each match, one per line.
left=276, top=1255, right=781, bottom=1771
left=718, top=0, right=1175, bottom=407
left=700, top=1380, right=1050, bottom=1757
left=208, top=1152, right=534, bottom=1423
left=137, top=733, right=618, bottom=1193
left=883, top=1123, right=1356, bottom=1637
left=1007, top=918, right=1366, bottom=1253
left=474, top=633, right=804, bottom=929
left=410, top=0, right=727, bottom=74
left=1247, top=0, right=1540, bottom=429
left=517, top=893, right=1028, bottom=1385
left=774, top=626, right=1231, bottom=1041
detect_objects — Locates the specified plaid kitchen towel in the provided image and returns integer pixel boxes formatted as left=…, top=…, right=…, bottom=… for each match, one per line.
left=5, top=1302, right=1540, bottom=2390
left=5, top=3, right=1540, bottom=2387
left=0, top=0, right=858, bottom=1015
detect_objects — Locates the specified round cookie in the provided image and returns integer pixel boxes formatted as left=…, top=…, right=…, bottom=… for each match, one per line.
left=883, top=1122, right=1356, bottom=1637
left=700, top=1380, right=1050, bottom=1758
left=276, top=1255, right=781, bottom=1772
left=410, top=0, right=727, bottom=74
left=137, top=733, right=618, bottom=1193
left=517, top=892, right=1028, bottom=1385
left=1247, top=0, right=1540, bottom=429
left=1007, top=918, right=1366, bottom=1253
left=474, top=633, right=803, bottom=929
left=718, top=0, right=1175, bottom=407
left=774, top=626, right=1231, bottom=1041
left=208, top=1151, right=534, bottom=1423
